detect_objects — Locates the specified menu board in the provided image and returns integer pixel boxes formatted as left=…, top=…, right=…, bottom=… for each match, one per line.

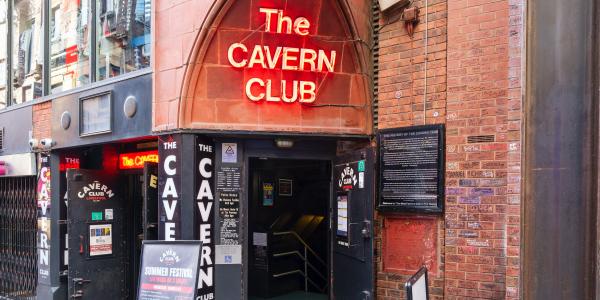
left=377, top=125, right=445, bottom=213
left=138, top=241, right=201, bottom=300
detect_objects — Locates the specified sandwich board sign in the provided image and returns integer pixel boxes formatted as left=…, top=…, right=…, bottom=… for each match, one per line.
left=138, top=241, right=201, bottom=300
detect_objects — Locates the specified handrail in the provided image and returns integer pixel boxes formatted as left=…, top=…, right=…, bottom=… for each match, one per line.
left=273, top=251, right=327, bottom=281
left=272, top=269, right=327, bottom=293
left=272, top=231, right=326, bottom=267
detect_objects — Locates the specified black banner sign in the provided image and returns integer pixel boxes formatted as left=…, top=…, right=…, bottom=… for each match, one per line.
left=195, top=136, right=215, bottom=299
left=159, top=135, right=182, bottom=240
left=377, top=124, right=445, bottom=213
left=138, top=241, right=202, bottom=300
left=37, top=154, right=51, bottom=284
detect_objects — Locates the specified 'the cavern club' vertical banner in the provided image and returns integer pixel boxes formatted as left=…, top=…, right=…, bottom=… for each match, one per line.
left=195, top=136, right=215, bottom=299
left=159, top=135, right=182, bottom=241
left=37, top=153, right=51, bottom=284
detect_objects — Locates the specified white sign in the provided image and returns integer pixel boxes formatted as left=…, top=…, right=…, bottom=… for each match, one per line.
left=215, top=245, right=242, bottom=264
left=105, top=209, right=113, bottom=220
left=359, top=172, right=364, bottom=189
left=253, top=232, right=267, bottom=246
left=89, top=224, right=112, bottom=256
left=221, top=143, right=237, bottom=163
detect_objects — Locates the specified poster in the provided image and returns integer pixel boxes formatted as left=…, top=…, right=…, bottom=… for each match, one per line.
left=89, top=224, right=112, bottom=256
left=262, top=182, right=273, bottom=206
left=336, top=194, right=349, bottom=247
left=278, top=179, right=292, bottom=196
left=219, top=192, right=240, bottom=244
left=138, top=241, right=201, bottom=300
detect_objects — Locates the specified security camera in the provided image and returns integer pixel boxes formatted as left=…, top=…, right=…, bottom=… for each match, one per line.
left=39, top=138, right=55, bottom=150
left=29, top=138, right=39, bottom=150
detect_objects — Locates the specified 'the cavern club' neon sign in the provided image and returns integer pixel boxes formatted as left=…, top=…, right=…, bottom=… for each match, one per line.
left=227, top=8, right=337, bottom=104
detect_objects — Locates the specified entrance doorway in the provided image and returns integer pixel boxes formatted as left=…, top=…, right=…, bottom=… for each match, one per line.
left=65, top=143, right=158, bottom=299
left=248, top=158, right=331, bottom=300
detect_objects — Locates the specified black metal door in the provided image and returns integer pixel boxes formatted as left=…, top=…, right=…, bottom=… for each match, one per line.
left=142, top=162, right=158, bottom=240
left=331, top=148, right=374, bottom=300
left=67, top=169, right=126, bottom=299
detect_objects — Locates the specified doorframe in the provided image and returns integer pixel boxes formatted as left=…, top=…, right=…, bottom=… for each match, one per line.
left=246, top=156, right=334, bottom=298
left=218, top=138, right=339, bottom=300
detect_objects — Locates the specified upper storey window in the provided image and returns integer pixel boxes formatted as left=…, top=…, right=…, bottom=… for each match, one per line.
left=0, top=0, right=152, bottom=109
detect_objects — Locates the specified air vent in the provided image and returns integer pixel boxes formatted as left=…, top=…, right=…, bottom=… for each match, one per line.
left=0, top=127, right=4, bottom=151
left=372, top=0, right=380, bottom=130
left=467, top=135, right=495, bottom=143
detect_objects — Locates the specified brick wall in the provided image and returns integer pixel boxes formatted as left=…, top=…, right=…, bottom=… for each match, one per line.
left=375, top=0, right=447, bottom=299
left=32, top=102, right=51, bottom=141
left=445, top=0, right=523, bottom=297
left=375, top=0, right=524, bottom=298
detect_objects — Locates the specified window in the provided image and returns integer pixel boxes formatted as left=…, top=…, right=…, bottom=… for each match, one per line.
left=0, top=1, right=7, bottom=109
left=0, top=0, right=152, bottom=109
left=49, top=0, right=91, bottom=93
left=95, top=0, right=151, bottom=81
left=12, top=0, right=43, bottom=104
left=80, top=92, right=111, bottom=135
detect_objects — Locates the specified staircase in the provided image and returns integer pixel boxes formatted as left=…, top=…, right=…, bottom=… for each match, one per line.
left=251, top=214, right=328, bottom=298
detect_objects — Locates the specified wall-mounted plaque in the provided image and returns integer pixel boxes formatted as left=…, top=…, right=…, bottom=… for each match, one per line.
left=377, top=124, right=445, bottom=213
left=80, top=92, right=111, bottom=136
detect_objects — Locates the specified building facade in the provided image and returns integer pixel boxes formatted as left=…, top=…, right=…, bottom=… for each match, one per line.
left=0, top=0, right=597, bottom=299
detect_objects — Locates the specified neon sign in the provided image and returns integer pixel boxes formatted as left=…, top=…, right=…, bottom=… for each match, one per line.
left=119, top=150, right=159, bottom=170
left=227, top=8, right=337, bottom=104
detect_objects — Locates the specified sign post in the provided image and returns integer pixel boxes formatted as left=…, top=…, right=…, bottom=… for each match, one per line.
left=138, top=241, right=202, bottom=300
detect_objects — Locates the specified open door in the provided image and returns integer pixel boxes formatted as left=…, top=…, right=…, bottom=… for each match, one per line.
left=142, top=162, right=158, bottom=240
left=331, top=147, right=375, bottom=299
left=67, top=169, right=127, bottom=299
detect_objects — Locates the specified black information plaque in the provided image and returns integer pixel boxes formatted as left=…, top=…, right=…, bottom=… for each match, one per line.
left=377, top=124, right=445, bottom=213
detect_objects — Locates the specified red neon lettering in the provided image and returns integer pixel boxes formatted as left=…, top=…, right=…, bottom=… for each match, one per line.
left=119, top=151, right=159, bottom=170
left=229, top=8, right=335, bottom=104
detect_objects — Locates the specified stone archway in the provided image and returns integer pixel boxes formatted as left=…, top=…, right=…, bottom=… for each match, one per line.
left=177, top=0, right=373, bottom=134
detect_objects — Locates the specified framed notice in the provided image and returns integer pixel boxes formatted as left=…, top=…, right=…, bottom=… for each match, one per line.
left=89, top=224, right=112, bottom=257
left=278, top=179, right=292, bottom=196
left=80, top=92, right=112, bottom=136
left=377, top=124, right=445, bottom=213
left=336, top=193, right=349, bottom=247
left=138, top=241, right=202, bottom=300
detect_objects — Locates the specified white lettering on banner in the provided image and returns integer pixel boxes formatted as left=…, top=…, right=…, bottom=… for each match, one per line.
left=164, top=155, right=177, bottom=176
left=197, top=142, right=214, bottom=296
left=162, top=178, right=179, bottom=198
left=161, top=145, right=180, bottom=241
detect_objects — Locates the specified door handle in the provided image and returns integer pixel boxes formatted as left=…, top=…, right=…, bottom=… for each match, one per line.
left=361, top=220, right=371, bottom=238
left=72, top=277, right=91, bottom=285
left=79, top=235, right=84, bottom=254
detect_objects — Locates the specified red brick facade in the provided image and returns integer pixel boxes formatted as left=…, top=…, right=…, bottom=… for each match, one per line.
left=153, top=0, right=373, bottom=134
left=32, top=102, right=52, bottom=141
left=375, top=0, right=523, bottom=298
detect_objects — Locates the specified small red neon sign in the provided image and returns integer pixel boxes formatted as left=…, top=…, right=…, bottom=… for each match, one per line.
left=60, top=157, right=81, bottom=172
left=119, top=150, right=159, bottom=170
